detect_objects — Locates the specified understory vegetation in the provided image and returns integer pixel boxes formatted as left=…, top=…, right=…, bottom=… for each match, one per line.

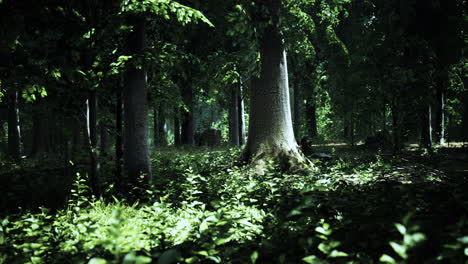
left=1, top=147, right=467, bottom=264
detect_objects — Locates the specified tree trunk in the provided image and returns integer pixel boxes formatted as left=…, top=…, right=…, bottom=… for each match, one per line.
left=420, top=102, right=432, bottom=149
left=115, top=89, right=123, bottom=189
left=100, top=123, right=108, bottom=156
left=29, top=103, right=50, bottom=159
left=174, top=107, right=181, bottom=145
left=7, top=91, right=21, bottom=160
left=391, top=96, right=403, bottom=153
left=85, top=91, right=101, bottom=197
left=124, top=15, right=152, bottom=183
left=238, top=82, right=246, bottom=145
left=242, top=0, right=308, bottom=172
left=293, top=75, right=302, bottom=139
left=229, top=85, right=240, bottom=146
left=181, top=85, right=194, bottom=145
left=154, top=105, right=167, bottom=146
left=433, top=86, right=445, bottom=145
left=305, top=92, right=318, bottom=138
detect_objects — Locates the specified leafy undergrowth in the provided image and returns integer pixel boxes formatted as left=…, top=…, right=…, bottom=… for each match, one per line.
left=0, top=147, right=467, bottom=264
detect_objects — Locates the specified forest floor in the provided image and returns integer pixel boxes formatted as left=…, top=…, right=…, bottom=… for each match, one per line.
left=0, top=143, right=467, bottom=264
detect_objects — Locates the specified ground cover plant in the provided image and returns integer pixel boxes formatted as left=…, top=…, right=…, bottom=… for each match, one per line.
left=1, top=146, right=467, bottom=264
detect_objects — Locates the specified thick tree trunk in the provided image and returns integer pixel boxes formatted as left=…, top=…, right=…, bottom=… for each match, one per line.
left=229, top=85, right=240, bottom=146
left=85, top=91, right=101, bottom=197
left=115, top=90, right=123, bottom=189
left=420, top=102, right=432, bottom=149
left=124, top=15, right=152, bottom=183
left=181, top=85, right=194, bottom=145
left=7, top=91, right=21, bottom=160
left=174, top=107, right=181, bottom=145
left=238, top=82, right=246, bottom=145
left=242, top=0, right=308, bottom=172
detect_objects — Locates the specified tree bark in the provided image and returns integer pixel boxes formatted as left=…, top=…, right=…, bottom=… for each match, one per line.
left=242, top=0, right=308, bottom=172
left=115, top=89, right=123, bottom=189
left=100, top=123, right=108, bottom=156
left=154, top=105, right=167, bottom=146
left=305, top=92, right=318, bottom=138
left=420, top=102, right=432, bottom=149
left=85, top=91, right=101, bottom=197
left=433, top=86, right=445, bottom=145
left=174, top=107, right=181, bottom=145
left=124, top=15, right=152, bottom=183
left=229, top=85, right=240, bottom=146
left=238, top=82, right=246, bottom=145
left=391, top=96, right=403, bottom=153
left=181, top=85, right=194, bottom=145
left=293, top=74, right=302, bottom=139
left=7, top=91, right=21, bottom=160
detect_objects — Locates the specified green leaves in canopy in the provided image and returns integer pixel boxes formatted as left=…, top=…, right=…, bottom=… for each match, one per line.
left=121, top=0, right=213, bottom=27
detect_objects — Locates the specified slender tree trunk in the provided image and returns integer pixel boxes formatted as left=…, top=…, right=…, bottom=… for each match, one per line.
left=293, top=75, right=302, bottom=139
left=70, top=117, right=81, bottom=155
left=433, top=86, right=445, bottom=145
left=420, top=102, right=432, bottom=149
left=462, top=97, right=468, bottom=144
left=154, top=105, right=167, bottom=146
left=174, top=107, right=181, bottom=145
left=242, top=0, right=308, bottom=172
left=115, top=90, right=123, bottom=189
left=7, top=91, right=21, bottom=160
left=124, top=15, right=152, bottom=183
left=391, top=96, right=402, bottom=153
left=238, top=83, right=246, bottom=145
left=86, top=91, right=101, bottom=197
left=181, top=85, right=194, bottom=145
left=100, top=124, right=108, bottom=156
left=305, top=92, right=318, bottom=138
left=229, top=85, right=240, bottom=146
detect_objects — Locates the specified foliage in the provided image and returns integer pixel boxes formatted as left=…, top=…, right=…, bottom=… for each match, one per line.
left=1, top=148, right=467, bottom=263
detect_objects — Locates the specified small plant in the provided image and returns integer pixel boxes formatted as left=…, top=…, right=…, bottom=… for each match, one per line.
left=302, top=219, right=349, bottom=264
left=379, top=216, right=426, bottom=264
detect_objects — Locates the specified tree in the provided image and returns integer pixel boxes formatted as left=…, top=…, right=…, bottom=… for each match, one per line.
left=242, top=0, right=308, bottom=171
left=7, top=89, right=21, bottom=161
left=123, top=14, right=152, bottom=183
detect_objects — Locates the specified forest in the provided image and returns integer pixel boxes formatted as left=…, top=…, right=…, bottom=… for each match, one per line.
left=0, top=0, right=467, bottom=263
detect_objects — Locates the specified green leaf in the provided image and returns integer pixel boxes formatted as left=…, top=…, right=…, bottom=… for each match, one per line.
left=302, top=255, right=326, bottom=264
left=411, top=233, right=426, bottom=244
left=457, top=236, right=468, bottom=244
left=395, top=223, right=406, bottom=235
left=250, top=251, right=258, bottom=264
left=135, top=256, right=151, bottom=264
left=315, top=226, right=332, bottom=236
left=389, top=242, right=407, bottom=259
left=329, top=250, right=348, bottom=258
left=379, top=254, right=396, bottom=264
left=88, top=258, right=107, bottom=264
